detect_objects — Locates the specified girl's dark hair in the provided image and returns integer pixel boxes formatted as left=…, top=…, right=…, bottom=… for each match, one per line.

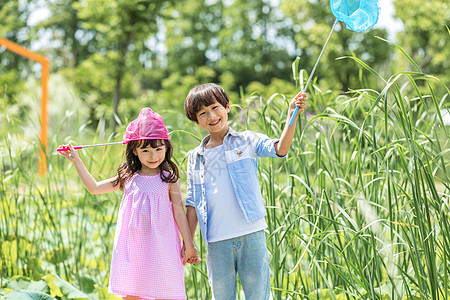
left=185, top=83, right=230, bottom=123
left=113, top=139, right=179, bottom=189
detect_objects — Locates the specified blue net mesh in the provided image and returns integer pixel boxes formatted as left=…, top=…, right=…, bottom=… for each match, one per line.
left=330, top=0, right=380, bottom=32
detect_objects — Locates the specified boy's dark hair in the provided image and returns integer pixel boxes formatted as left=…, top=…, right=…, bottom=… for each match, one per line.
left=113, top=139, right=179, bottom=189
left=185, top=83, right=230, bottom=123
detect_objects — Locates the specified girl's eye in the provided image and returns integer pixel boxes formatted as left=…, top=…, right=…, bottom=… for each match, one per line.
left=199, top=112, right=205, bottom=116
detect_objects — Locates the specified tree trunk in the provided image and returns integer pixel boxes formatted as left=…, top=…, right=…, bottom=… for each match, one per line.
left=113, top=74, right=122, bottom=131
left=112, top=32, right=132, bottom=131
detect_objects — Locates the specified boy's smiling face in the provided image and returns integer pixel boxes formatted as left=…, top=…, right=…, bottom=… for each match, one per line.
left=195, top=100, right=230, bottom=134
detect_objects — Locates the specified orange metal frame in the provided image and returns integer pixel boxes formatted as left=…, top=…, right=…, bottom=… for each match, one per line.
left=0, top=37, right=50, bottom=175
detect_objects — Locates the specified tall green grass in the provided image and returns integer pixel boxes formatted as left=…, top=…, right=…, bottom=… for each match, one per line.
left=1, top=42, right=449, bottom=299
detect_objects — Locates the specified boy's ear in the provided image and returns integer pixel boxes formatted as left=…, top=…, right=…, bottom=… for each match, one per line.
left=226, top=103, right=231, bottom=113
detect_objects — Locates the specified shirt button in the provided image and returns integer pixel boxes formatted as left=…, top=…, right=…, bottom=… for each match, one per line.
left=202, top=190, right=205, bottom=194
left=204, top=221, right=206, bottom=225
left=203, top=205, right=206, bottom=209
left=201, top=174, right=203, bottom=178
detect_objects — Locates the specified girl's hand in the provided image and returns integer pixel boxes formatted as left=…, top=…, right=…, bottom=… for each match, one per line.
left=58, top=144, right=80, bottom=162
left=289, top=92, right=307, bottom=116
left=185, top=246, right=201, bottom=265
left=181, top=243, right=187, bottom=266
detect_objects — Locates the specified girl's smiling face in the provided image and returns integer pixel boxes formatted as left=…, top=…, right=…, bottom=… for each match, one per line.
left=133, top=140, right=167, bottom=175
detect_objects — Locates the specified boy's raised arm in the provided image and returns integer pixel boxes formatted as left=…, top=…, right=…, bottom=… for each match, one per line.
left=275, top=93, right=307, bottom=157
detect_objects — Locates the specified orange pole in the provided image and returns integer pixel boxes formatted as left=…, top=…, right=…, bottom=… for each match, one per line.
left=39, top=60, right=50, bottom=175
left=0, top=37, right=50, bottom=175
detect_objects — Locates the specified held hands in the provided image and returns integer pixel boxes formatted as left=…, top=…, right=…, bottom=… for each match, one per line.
left=181, top=242, right=201, bottom=265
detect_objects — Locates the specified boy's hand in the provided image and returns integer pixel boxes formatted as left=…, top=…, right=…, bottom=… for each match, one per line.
left=58, top=144, right=80, bottom=162
left=185, top=245, right=201, bottom=265
left=289, top=92, right=307, bottom=117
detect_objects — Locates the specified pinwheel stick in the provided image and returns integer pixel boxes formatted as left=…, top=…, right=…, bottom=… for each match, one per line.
left=57, top=141, right=125, bottom=152
left=289, top=19, right=338, bottom=126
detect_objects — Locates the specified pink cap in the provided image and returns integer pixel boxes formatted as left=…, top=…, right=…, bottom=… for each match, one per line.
left=124, top=108, right=170, bottom=143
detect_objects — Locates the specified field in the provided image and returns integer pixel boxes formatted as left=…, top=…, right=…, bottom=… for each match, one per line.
left=1, top=45, right=450, bottom=299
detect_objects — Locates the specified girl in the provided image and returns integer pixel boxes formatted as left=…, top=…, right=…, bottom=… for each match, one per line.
left=60, top=108, right=200, bottom=300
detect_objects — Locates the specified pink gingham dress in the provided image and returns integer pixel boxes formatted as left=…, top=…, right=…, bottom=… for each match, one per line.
left=108, top=172, right=186, bottom=300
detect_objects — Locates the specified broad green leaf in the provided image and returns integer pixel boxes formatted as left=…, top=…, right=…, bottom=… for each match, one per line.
left=42, top=275, right=63, bottom=299
left=79, top=275, right=96, bottom=294
left=53, top=275, right=89, bottom=300
left=5, top=276, right=48, bottom=294
left=4, top=290, right=56, bottom=300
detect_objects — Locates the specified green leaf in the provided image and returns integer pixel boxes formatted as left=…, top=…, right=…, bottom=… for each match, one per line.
left=43, top=274, right=89, bottom=299
left=292, top=56, right=300, bottom=82
left=6, top=276, right=48, bottom=294
left=375, top=36, right=422, bottom=72
left=53, top=275, right=90, bottom=300
left=307, top=288, right=351, bottom=299
left=42, top=275, right=63, bottom=299
left=79, top=275, right=96, bottom=294
left=337, top=55, right=385, bottom=83
left=4, top=290, right=56, bottom=300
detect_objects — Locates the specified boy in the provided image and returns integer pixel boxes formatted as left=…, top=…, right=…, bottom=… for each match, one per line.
left=183, top=83, right=306, bottom=299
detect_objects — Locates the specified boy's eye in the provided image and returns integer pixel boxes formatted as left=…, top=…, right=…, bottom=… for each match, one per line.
left=199, top=112, right=206, bottom=116
left=213, top=106, right=219, bottom=109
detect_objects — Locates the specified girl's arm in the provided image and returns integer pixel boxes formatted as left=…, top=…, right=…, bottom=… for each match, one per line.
left=59, top=144, right=119, bottom=194
left=169, top=180, right=200, bottom=263
left=275, top=92, right=307, bottom=157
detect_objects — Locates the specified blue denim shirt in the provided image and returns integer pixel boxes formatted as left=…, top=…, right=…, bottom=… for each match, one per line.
left=185, top=127, right=283, bottom=244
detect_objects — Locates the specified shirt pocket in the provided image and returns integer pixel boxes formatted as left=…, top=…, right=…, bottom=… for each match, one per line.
left=225, top=144, right=255, bottom=164
left=193, top=169, right=203, bottom=184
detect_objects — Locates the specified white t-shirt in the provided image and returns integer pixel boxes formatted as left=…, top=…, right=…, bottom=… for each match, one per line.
left=204, top=144, right=267, bottom=243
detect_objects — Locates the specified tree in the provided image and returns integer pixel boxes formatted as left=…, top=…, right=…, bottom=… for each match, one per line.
left=37, top=0, right=95, bottom=68
left=216, top=0, right=295, bottom=88
left=394, top=0, right=450, bottom=87
left=280, top=0, right=390, bottom=93
left=164, top=0, right=295, bottom=92
left=0, top=0, right=33, bottom=103
left=72, top=0, right=169, bottom=128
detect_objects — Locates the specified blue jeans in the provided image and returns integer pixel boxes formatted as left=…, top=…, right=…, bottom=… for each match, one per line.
left=206, top=230, right=271, bottom=300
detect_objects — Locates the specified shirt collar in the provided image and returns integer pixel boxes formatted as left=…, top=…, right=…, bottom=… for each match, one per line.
left=198, top=127, right=237, bottom=155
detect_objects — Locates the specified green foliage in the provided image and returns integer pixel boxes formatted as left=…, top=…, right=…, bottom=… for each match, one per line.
left=2, top=44, right=450, bottom=299
left=4, top=290, right=57, bottom=300
left=0, top=0, right=34, bottom=102
left=0, top=70, right=25, bottom=104
left=2, top=0, right=450, bottom=298
left=0, top=274, right=97, bottom=299
left=281, top=0, right=391, bottom=92
left=394, top=0, right=450, bottom=90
